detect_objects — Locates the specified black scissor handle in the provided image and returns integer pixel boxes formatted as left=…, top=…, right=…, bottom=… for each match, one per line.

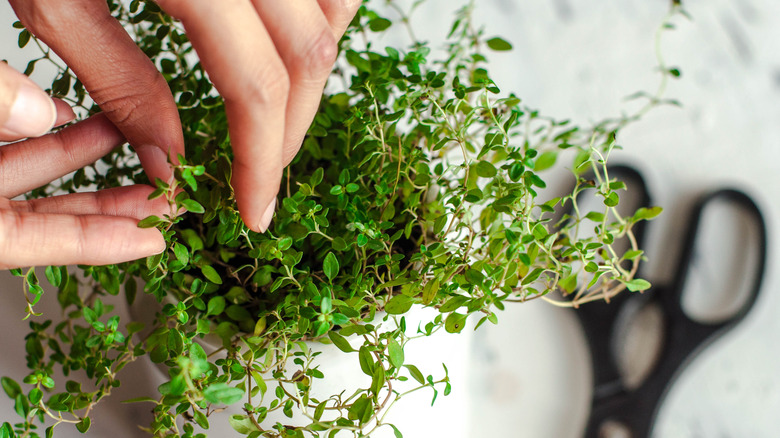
left=665, top=188, right=768, bottom=327
left=584, top=188, right=768, bottom=438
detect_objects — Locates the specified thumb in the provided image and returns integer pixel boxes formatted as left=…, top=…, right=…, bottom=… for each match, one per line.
left=0, top=61, right=57, bottom=141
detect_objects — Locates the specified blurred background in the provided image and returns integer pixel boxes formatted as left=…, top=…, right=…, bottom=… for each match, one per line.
left=2, top=0, right=779, bottom=436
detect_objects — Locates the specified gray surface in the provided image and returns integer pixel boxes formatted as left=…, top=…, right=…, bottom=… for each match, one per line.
left=2, top=0, right=780, bottom=437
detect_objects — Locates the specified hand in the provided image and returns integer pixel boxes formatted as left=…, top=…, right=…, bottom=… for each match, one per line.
left=0, top=62, right=167, bottom=268
left=10, top=0, right=361, bottom=233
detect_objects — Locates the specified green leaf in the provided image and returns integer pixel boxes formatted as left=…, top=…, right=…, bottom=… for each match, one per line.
left=534, top=151, right=557, bottom=171
left=320, top=295, right=332, bottom=314
left=625, top=278, right=652, bottom=292
left=229, top=415, right=259, bottom=434
left=370, top=365, right=385, bottom=396
left=623, top=250, right=644, bottom=261
left=348, top=394, right=372, bottom=424
left=41, top=376, right=55, bottom=389
left=76, top=417, right=91, bottom=433
left=312, top=320, right=330, bottom=338
left=445, top=312, right=467, bottom=333
left=584, top=211, right=605, bottom=222
left=404, top=365, right=425, bottom=385
left=201, top=265, right=222, bottom=284
left=559, top=274, right=578, bottom=294
left=385, top=295, right=413, bottom=315
left=633, top=206, right=663, bottom=221
left=2, top=422, right=16, bottom=438
left=310, top=168, right=324, bottom=187
left=137, top=215, right=162, bottom=228
left=193, top=409, right=209, bottom=429
left=358, top=346, right=375, bottom=376
left=82, top=307, right=97, bottom=324
left=327, top=331, right=354, bottom=353
left=609, top=181, right=627, bottom=191
left=433, top=216, right=448, bottom=235
left=486, top=37, right=513, bottom=51
left=387, top=338, right=404, bottom=368
left=388, top=424, right=404, bottom=438
left=203, top=383, right=244, bottom=405
left=475, top=160, right=497, bottom=178
left=190, top=343, right=208, bottom=368
left=207, top=296, right=226, bottom=316
left=121, top=397, right=158, bottom=404
left=438, top=296, right=469, bottom=313
left=44, top=266, right=62, bottom=288
left=332, top=237, right=348, bottom=251
left=172, top=243, right=190, bottom=265
left=323, top=252, right=339, bottom=281
left=18, top=29, right=30, bottom=49
left=464, top=268, right=484, bottom=285
left=277, top=236, right=293, bottom=251
left=181, top=229, right=204, bottom=252
left=181, top=199, right=205, bottom=214
left=421, top=278, right=440, bottom=305
left=314, top=401, right=326, bottom=421
left=1, top=377, right=21, bottom=399
left=369, top=17, right=392, bottom=32
left=604, top=192, right=619, bottom=207
left=226, top=305, right=251, bottom=322
left=29, top=388, right=42, bottom=404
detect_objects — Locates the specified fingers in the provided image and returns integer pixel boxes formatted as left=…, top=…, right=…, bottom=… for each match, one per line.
left=317, top=0, right=363, bottom=39
left=155, top=0, right=287, bottom=232
left=252, top=0, right=361, bottom=188
left=155, top=0, right=360, bottom=232
left=52, top=98, right=76, bottom=127
left=0, top=114, right=124, bottom=199
left=251, top=0, right=338, bottom=165
left=0, top=208, right=165, bottom=269
left=6, top=185, right=171, bottom=220
left=0, top=61, right=57, bottom=141
left=9, top=0, right=184, bottom=183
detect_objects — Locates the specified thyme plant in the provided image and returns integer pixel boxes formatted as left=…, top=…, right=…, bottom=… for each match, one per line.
left=2, top=1, right=685, bottom=437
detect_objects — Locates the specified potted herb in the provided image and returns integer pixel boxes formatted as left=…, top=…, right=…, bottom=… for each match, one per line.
left=1, top=1, right=682, bottom=437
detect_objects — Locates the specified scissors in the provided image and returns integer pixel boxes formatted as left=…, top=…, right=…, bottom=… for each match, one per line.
left=565, top=165, right=768, bottom=438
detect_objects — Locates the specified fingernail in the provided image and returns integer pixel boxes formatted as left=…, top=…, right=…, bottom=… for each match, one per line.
left=146, top=231, right=167, bottom=256
left=258, top=198, right=277, bottom=233
left=4, top=82, right=56, bottom=137
left=150, top=234, right=167, bottom=255
left=136, top=145, right=173, bottom=183
left=52, top=98, right=76, bottom=127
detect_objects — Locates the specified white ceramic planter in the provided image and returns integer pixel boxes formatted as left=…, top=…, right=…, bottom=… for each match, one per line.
left=129, top=290, right=471, bottom=437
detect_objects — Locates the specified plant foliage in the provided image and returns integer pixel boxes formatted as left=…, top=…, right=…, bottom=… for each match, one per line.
left=2, top=0, right=684, bottom=437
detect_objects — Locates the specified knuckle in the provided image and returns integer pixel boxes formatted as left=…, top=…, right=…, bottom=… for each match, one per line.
left=12, top=0, right=105, bottom=37
left=0, top=212, right=8, bottom=254
left=75, top=215, right=90, bottom=260
left=10, top=0, right=59, bottom=35
left=338, top=0, right=363, bottom=13
left=0, top=210, right=21, bottom=256
left=151, top=0, right=187, bottom=19
left=242, top=61, right=290, bottom=106
left=96, top=189, right=122, bottom=217
left=321, top=0, right=361, bottom=16
left=156, top=0, right=243, bottom=20
left=91, top=69, right=170, bottom=127
left=296, top=27, right=338, bottom=78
